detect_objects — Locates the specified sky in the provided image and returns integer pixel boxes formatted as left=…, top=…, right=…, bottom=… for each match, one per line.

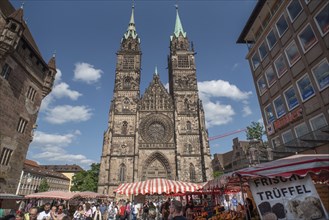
left=10, top=0, right=263, bottom=170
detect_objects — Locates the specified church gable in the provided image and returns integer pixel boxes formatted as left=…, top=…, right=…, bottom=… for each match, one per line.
left=140, top=74, right=173, bottom=111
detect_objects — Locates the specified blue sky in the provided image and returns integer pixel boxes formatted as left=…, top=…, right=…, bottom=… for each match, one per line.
left=11, top=0, right=262, bottom=169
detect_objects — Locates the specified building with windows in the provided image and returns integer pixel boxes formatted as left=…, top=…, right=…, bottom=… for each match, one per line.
left=98, top=6, right=213, bottom=196
left=0, top=1, right=56, bottom=193
left=16, top=160, right=70, bottom=195
left=237, top=0, right=329, bottom=157
left=40, top=164, right=84, bottom=191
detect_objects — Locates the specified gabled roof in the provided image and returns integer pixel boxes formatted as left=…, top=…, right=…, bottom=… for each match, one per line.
left=140, top=73, right=173, bottom=111
left=24, top=160, right=70, bottom=180
left=40, top=164, right=84, bottom=173
left=0, top=0, right=44, bottom=62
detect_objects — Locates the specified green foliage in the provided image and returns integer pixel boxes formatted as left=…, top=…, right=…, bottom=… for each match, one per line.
left=71, top=163, right=100, bottom=192
left=39, top=179, right=50, bottom=192
left=213, top=171, right=223, bottom=178
left=246, top=121, right=265, bottom=141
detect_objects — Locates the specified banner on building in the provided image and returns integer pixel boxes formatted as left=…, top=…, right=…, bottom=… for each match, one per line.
left=249, top=174, right=328, bottom=220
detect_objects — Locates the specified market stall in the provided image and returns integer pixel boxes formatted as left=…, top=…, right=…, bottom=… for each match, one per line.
left=114, top=178, right=203, bottom=196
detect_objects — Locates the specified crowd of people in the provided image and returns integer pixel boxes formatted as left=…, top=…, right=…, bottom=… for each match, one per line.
left=0, top=199, right=190, bottom=220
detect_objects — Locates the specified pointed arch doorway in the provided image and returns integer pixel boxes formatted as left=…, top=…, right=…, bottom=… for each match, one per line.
left=142, top=152, right=172, bottom=181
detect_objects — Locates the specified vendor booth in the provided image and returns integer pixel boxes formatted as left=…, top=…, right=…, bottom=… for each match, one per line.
left=203, top=154, right=329, bottom=220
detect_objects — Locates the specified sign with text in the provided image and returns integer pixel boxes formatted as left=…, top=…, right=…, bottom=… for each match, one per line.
left=249, top=174, right=328, bottom=220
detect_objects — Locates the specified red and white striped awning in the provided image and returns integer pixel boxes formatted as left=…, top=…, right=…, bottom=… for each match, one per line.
left=234, top=154, right=329, bottom=178
left=114, top=178, right=203, bottom=196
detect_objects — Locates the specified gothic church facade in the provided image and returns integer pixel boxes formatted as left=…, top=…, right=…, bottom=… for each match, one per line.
left=98, top=6, right=212, bottom=195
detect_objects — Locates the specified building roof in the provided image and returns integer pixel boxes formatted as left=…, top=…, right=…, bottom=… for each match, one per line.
left=23, top=160, right=70, bottom=180
left=40, top=164, right=84, bottom=173
left=0, top=0, right=46, bottom=64
left=236, top=0, right=266, bottom=44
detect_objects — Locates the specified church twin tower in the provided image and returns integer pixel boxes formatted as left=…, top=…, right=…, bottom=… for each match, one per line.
left=98, top=6, right=213, bottom=195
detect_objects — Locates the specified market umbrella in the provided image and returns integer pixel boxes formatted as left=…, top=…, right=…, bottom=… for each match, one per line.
left=75, top=191, right=108, bottom=199
left=0, top=193, right=24, bottom=200
left=114, top=178, right=203, bottom=196
left=25, top=190, right=77, bottom=200
left=233, top=154, right=329, bottom=178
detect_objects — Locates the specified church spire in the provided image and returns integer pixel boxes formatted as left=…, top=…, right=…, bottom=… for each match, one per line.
left=171, top=5, right=186, bottom=40
left=123, top=4, right=139, bottom=40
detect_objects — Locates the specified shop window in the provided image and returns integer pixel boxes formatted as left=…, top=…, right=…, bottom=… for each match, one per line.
left=251, top=52, right=260, bottom=70
left=285, top=41, right=301, bottom=66
left=294, top=123, right=309, bottom=138
left=258, top=42, right=268, bottom=60
left=0, top=147, right=13, bottom=166
left=286, top=0, right=303, bottom=22
left=266, top=29, right=277, bottom=49
left=309, top=114, right=328, bottom=131
left=276, top=14, right=289, bottom=37
left=274, top=54, right=288, bottom=77
left=312, top=58, right=329, bottom=91
left=282, top=130, right=294, bottom=143
left=1, top=63, right=11, bottom=80
left=314, top=3, right=329, bottom=36
left=273, top=96, right=286, bottom=118
left=265, top=66, right=276, bottom=87
left=296, top=74, right=315, bottom=102
left=298, top=24, right=317, bottom=52
left=284, top=86, right=299, bottom=110
left=257, top=76, right=267, bottom=95
left=271, top=136, right=281, bottom=148
left=264, top=104, right=276, bottom=124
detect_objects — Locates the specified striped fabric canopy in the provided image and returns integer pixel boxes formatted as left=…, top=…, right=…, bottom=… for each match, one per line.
left=114, top=178, right=203, bottom=196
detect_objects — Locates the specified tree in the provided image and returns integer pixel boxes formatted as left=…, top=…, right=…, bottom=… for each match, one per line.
left=38, top=178, right=50, bottom=192
left=213, top=170, right=223, bottom=178
left=246, top=121, right=265, bottom=141
left=71, top=163, right=100, bottom=192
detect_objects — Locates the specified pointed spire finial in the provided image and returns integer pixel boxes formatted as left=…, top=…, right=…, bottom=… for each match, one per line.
left=123, top=1, right=139, bottom=41
left=52, top=50, right=56, bottom=58
left=171, top=3, right=186, bottom=40
left=20, top=2, right=24, bottom=9
left=155, top=66, right=158, bottom=75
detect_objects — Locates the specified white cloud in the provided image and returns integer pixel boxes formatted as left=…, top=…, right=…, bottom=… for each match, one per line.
left=54, top=68, right=63, bottom=85
left=203, top=101, right=235, bottom=127
left=52, top=82, right=82, bottom=100
left=74, top=62, right=103, bottom=84
left=242, top=105, right=252, bottom=117
left=32, top=130, right=79, bottom=148
left=198, top=80, right=252, bottom=101
left=45, top=105, right=92, bottom=124
left=30, top=130, right=95, bottom=166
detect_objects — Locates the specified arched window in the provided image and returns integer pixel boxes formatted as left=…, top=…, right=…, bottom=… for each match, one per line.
left=189, top=163, right=196, bottom=182
left=123, top=97, right=130, bottom=112
left=184, top=99, right=189, bottom=111
left=128, top=43, right=132, bottom=50
left=186, top=144, right=192, bottom=154
left=119, top=164, right=126, bottom=182
left=122, top=121, right=128, bottom=135
left=123, top=77, right=131, bottom=89
left=186, top=121, right=192, bottom=131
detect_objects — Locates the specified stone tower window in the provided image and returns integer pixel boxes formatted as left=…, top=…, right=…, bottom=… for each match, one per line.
left=186, top=121, right=192, bottom=131
left=128, top=43, right=132, bottom=50
left=178, top=55, right=189, bottom=68
left=189, top=163, right=196, bottom=182
left=27, top=86, right=37, bottom=101
left=17, top=117, right=28, bottom=133
left=0, top=147, right=13, bottom=166
left=186, top=143, right=192, bottom=154
left=184, top=99, right=190, bottom=111
left=119, top=164, right=126, bottom=182
left=10, top=23, right=17, bottom=31
left=123, top=97, right=130, bottom=112
left=123, top=77, right=131, bottom=89
left=123, top=55, right=134, bottom=70
left=1, top=63, right=12, bottom=80
left=122, top=121, right=128, bottom=135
